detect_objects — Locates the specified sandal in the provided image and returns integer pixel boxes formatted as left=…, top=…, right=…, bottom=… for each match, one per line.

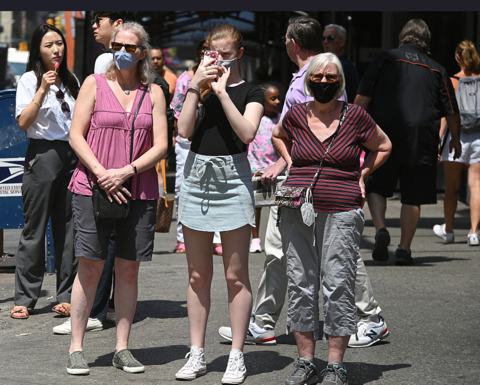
left=52, top=303, right=71, bottom=317
left=213, top=244, right=223, bottom=256
left=173, top=243, right=186, bottom=253
left=10, top=305, right=29, bottom=319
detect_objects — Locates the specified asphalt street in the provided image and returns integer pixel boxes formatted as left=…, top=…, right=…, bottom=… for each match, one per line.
left=1, top=187, right=479, bottom=384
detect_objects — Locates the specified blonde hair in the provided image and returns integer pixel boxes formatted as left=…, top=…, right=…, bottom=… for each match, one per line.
left=200, top=24, right=244, bottom=101
left=456, top=40, right=480, bottom=74
left=304, top=53, right=345, bottom=99
left=104, top=21, right=154, bottom=84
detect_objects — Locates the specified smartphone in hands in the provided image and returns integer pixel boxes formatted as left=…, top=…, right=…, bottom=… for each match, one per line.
left=203, top=50, right=218, bottom=66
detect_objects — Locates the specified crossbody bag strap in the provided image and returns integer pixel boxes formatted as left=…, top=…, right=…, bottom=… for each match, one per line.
left=85, top=84, right=149, bottom=190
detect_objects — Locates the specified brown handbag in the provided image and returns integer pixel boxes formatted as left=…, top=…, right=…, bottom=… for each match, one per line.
left=155, top=159, right=174, bottom=232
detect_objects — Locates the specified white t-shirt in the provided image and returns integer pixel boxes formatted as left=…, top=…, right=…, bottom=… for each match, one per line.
left=94, top=51, right=113, bottom=74
left=15, top=71, right=78, bottom=141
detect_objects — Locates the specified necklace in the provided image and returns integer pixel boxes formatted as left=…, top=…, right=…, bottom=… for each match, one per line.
left=124, top=90, right=130, bottom=95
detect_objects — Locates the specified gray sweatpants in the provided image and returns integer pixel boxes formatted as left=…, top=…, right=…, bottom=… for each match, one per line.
left=252, top=206, right=381, bottom=330
left=279, top=208, right=364, bottom=339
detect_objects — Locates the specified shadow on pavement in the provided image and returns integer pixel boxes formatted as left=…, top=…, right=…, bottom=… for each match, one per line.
left=348, top=362, right=411, bottom=385
left=90, top=345, right=188, bottom=367
left=364, top=255, right=469, bottom=267
left=134, top=299, right=188, bottom=322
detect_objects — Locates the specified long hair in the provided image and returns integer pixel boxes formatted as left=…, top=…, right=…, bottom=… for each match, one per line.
left=103, top=21, right=154, bottom=85
left=26, top=24, right=79, bottom=99
left=399, top=19, right=431, bottom=54
left=200, top=24, right=244, bottom=101
left=455, top=40, right=480, bottom=74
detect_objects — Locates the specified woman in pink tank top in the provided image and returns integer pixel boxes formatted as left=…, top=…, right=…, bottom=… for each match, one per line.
left=65, top=22, right=168, bottom=375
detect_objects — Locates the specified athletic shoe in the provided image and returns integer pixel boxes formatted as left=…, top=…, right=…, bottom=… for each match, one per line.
left=106, top=311, right=116, bottom=324
left=285, top=358, right=318, bottom=385
left=66, top=351, right=90, bottom=375
left=319, top=362, right=348, bottom=385
left=394, top=247, right=414, bottom=266
left=372, top=228, right=390, bottom=261
left=467, top=232, right=479, bottom=246
left=218, top=316, right=277, bottom=345
left=53, top=317, right=103, bottom=334
left=433, top=223, right=455, bottom=243
left=249, top=238, right=262, bottom=253
left=348, top=315, right=390, bottom=348
left=175, top=345, right=207, bottom=380
left=221, top=349, right=247, bottom=384
left=112, top=349, right=145, bottom=373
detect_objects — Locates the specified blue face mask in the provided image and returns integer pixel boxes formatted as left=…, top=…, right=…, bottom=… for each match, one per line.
left=113, top=50, right=136, bottom=70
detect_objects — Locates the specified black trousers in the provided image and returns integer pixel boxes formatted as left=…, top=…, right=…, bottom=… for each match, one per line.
left=14, top=139, right=78, bottom=308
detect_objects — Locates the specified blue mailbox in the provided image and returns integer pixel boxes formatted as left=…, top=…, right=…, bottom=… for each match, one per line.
left=0, top=89, right=55, bottom=273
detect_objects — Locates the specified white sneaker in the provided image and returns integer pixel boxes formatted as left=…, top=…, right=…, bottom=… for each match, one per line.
left=175, top=345, right=207, bottom=380
left=467, top=232, right=479, bottom=246
left=222, top=349, right=247, bottom=384
left=53, top=317, right=103, bottom=335
left=249, top=238, right=262, bottom=253
left=218, top=316, right=277, bottom=345
left=106, top=311, right=116, bottom=324
left=348, top=315, right=390, bottom=348
left=433, top=224, right=455, bottom=243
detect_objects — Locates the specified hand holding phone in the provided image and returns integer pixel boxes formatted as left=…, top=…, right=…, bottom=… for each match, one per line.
left=203, top=50, right=218, bottom=66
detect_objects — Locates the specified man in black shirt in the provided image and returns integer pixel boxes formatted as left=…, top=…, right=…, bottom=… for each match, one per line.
left=323, top=24, right=359, bottom=103
left=355, top=19, right=462, bottom=266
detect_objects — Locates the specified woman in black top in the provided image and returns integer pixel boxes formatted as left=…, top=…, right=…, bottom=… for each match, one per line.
left=176, top=24, right=264, bottom=384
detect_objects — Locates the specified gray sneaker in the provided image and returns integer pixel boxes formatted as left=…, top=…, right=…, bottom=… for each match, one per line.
left=66, top=351, right=90, bottom=375
left=112, top=349, right=145, bottom=373
left=285, top=358, right=318, bottom=385
left=320, top=363, right=348, bottom=385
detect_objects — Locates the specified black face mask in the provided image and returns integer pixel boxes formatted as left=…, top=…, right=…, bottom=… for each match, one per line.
left=308, top=80, right=340, bottom=103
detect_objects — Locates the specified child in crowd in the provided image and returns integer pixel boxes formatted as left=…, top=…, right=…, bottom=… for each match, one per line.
left=247, top=84, right=282, bottom=253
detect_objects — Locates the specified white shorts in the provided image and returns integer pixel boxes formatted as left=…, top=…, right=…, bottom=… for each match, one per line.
left=441, top=130, right=480, bottom=165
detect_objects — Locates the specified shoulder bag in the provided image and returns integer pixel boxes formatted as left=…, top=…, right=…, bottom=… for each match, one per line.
left=275, top=104, right=349, bottom=226
left=85, top=85, right=148, bottom=222
left=155, top=159, right=175, bottom=232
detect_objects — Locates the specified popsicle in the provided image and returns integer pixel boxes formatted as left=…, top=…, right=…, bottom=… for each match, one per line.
left=54, top=62, right=59, bottom=72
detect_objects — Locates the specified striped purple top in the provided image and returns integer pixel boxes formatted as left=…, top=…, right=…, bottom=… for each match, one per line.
left=282, top=102, right=376, bottom=212
left=68, top=74, right=159, bottom=200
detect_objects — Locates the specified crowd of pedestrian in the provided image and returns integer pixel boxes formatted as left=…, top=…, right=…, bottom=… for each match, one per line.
left=5, top=10, right=479, bottom=385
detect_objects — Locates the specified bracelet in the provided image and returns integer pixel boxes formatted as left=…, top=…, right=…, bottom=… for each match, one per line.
left=32, top=99, right=41, bottom=107
left=130, top=163, right=137, bottom=174
left=186, top=86, right=201, bottom=99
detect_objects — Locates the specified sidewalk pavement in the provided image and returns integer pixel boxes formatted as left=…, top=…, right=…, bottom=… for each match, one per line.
left=0, top=193, right=479, bottom=384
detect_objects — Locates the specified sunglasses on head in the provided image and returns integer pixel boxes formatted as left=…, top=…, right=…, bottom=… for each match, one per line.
left=111, top=42, right=145, bottom=54
left=55, top=89, right=70, bottom=113
left=323, top=35, right=335, bottom=42
left=310, top=73, right=340, bottom=83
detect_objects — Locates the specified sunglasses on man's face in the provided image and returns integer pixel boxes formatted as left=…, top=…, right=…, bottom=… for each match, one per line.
left=111, top=42, right=145, bottom=54
left=281, top=36, right=288, bottom=44
left=90, top=16, right=103, bottom=26
left=323, top=35, right=335, bottom=42
left=55, top=90, right=70, bottom=113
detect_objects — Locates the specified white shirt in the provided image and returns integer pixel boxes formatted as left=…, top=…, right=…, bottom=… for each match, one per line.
left=15, top=71, right=77, bottom=141
left=94, top=51, right=113, bottom=74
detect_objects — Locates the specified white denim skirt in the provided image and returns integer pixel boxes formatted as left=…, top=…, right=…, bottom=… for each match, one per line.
left=178, top=151, right=255, bottom=232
